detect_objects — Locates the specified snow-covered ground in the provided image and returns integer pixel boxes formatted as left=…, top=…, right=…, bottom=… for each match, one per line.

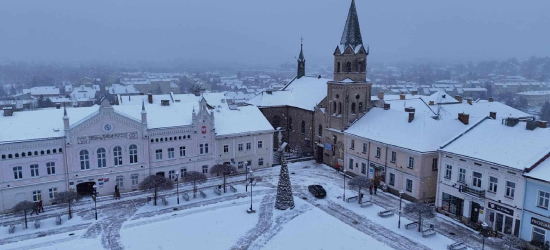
left=0, top=161, right=496, bottom=250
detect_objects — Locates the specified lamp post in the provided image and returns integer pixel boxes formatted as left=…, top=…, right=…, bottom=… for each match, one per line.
left=343, top=170, right=346, bottom=202
left=481, top=222, right=489, bottom=250
left=175, top=171, right=180, bottom=205
left=93, top=184, right=98, bottom=220
left=398, top=190, right=404, bottom=228
left=247, top=170, right=255, bottom=213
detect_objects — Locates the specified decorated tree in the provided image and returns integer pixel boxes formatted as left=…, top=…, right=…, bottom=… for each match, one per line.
left=53, top=191, right=79, bottom=219
left=275, top=151, right=294, bottom=210
left=12, top=201, right=35, bottom=229
left=403, top=201, right=435, bottom=232
left=348, top=176, right=373, bottom=204
left=182, top=171, right=207, bottom=198
left=139, top=175, right=174, bottom=206
left=210, top=164, right=238, bottom=193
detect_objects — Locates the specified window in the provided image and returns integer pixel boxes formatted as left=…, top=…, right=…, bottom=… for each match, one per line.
left=432, top=158, right=438, bottom=171
left=362, top=143, right=367, bottom=154
left=223, top=145, right=229, bottom=153
left=361, top=163, right=367, bottom=174
left=489, top=177, right=498, bottom=193
left=259, top=158, right=264, bottom=166
left=131, top=174, right=139, bottom=186
left=391, top=151, right=396, bottom=163
left=351, top=102, right=356, bottom=114
left=376, top=147, right=381, bottom=158
left=13, top=166, right=22, bottom=180
left=49, top=188, right=57, bottom=199
left=238, top=143, right=243, bottom=151
left=349, top=158, right=354, bottom=169
left=332, top=102, right=337, bottom=115
left=506, top=181, right=515, bottom=198
left=30, top=164, right=39, bottom=177
left=358, top=102, right=363, bottom=112
left=473, top=172, right=482, bottom=188
left=338, top=102, right=342, bottom=114
left=532, top=227, right=546, bottom=246
left=301, top=121, right=305, bottom=134
left=318, top=125, right=322, bottom=137
left=406, top=179, right=413, bottom=192
left=258, top=141, right=263, bottom=149
left=168, top=148, right=175, bottom=158
left=458, top=168, right=466, bottom=183
left=273, top=116, right=281, bottom=128
left=180, top=168, right=187, bottom=178
left=346, top=61, right=351, bottom=72
left=289, top=117, right=293, bottom=130
left=389, top=173, right=395, bottom=186
left=408, top=157, right=414, bottom=169
left=538, top=190, right=550, bottom=209
left=238, top=161, right=244, bottom=169
left=246, top=142, right=251, bottom=150
left=46, top=162, right=55, bottom=175
left=202, top=165, right=208, bottom=174
left=155, top=149, right=162, bottom=160
left=80, top=150, right=90, bottom=170
left=180, top=146, right=186, bottom=157
left=200, top=144, right=205, bottom=154
left=205, top=143, right=209, bottom=154
left=33, top=190, right=42, bottom=202
left=113, top=146, right=122, bottom=166
left=169, top=170, right=176, bottom=180
left=333, top=135, right=337, bottom=144
left=97, top=148, right=107, bottom=168
left=116, top=176, right=124, bottom=188
left=129, top=145, right=138, bottom=163
left=350, top=140, right=355, bottom=150
left=445, top=165, right=452, bottom=179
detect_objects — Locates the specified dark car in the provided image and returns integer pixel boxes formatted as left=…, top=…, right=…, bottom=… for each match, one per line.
left=308, top=185, right=326, bottom=198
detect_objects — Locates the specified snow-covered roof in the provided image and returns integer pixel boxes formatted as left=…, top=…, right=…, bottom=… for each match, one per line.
left=442, top=119, right=550, bottom=170
left=526, top=157, right=550, bottom=182
left=106, top=84, right=140, bottom=95
left=419, top=90, right=459, bottom=105
left=517, top=91, right=550, bottom=96
left=247, top=76, right=330, bottom=111
left=22, top=86, right=60, bottom=96
left=213, top=105, right=273, bottom=136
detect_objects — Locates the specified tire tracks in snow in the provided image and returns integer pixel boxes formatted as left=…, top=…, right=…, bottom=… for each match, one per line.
left=230, top=195, right=276, bottom=250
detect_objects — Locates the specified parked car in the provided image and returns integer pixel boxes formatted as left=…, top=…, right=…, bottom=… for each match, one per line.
left=308, top=185, right=326, bottom=198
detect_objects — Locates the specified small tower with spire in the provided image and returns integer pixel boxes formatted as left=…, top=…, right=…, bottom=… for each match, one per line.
left=141, top=100, right=147, bottom=124
left=297, top=38, right=306, bottom=79
left=63, top=104, right=70, bottom=131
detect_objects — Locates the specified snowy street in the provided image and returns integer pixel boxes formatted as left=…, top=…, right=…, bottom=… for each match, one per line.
left=0, top=161, right=502, bottom=250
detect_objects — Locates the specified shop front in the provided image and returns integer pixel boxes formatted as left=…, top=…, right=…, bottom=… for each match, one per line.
left=369, top=162, right=385, bottom=184
left=441, top=192, right=464, bottom=218
left=486, top=202, right=520, bottom=236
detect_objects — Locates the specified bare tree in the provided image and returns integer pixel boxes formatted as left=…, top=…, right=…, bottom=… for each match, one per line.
left=348, top=176, right=372, bottom=204
left=500, top=234, right=526, bottom=250
left=12, top=201, right=35, bottom=229
left=210, top=164, right=238, bottom=193
left=403, top=201, right=435, bottom=232
left=53, top=191, right=79, bottom=219
left=139, top=175, right=174, bottom=206
left=182, top=171, right=207, bottom=198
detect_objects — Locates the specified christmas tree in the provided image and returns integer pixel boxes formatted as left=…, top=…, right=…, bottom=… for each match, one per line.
left=275, top=150, right=295, bottom=210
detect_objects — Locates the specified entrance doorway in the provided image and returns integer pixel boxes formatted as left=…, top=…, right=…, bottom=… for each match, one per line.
left=316, top=145, right=324, bottom=164
left=156, top=172, right=165, bottom=177
left=470, top=202, right=481, bottom=222
left=76, top=182, right=96, bottom=196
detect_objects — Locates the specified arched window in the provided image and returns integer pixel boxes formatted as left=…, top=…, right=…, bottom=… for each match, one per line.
left=15, top=153, right=19, bottom=158
left=116, top=175, right=124, bottom=188
left=358, top=62, right=362, bottom=72
left=359, top=102, right=363, bottom=112
left=46, top=150, right=51, bottom=154
left=80, top=150, right=90, bottom=170
left=301, top=121, right=306, bottom=134
left=22, top=152, right=26, bottom=157
left=202, top=165, right=208, bottom=174
left=338, top=102, right=342, bottom=115
left=351, top=102, right=356, bottom=114
left=332, top=102, right=337, bottom=115
left=129, top=145, right=138, bottom=164
left=289, top=117, right=293, bottom=130
left=113, top=146, right=122, bottom=166
left=273, top=115, right=280, bottom=128
left=346, top=62, right=352, bottom=72
left=337, top=62, right=341, bottom=73
left=53, top=149, right=57, bottom=153
left=318, top=124, right=323, bottom=137
left=97, top=148, right=106, bottom=168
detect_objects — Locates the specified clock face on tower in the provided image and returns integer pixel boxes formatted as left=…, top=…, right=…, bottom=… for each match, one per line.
left=102, top=123, right=113, bottom=133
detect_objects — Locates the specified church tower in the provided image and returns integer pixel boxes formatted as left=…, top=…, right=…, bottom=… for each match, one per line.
left=297, top=40, right=306, bottom=79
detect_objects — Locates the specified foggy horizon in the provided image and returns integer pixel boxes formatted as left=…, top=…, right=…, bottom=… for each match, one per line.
left=1, top=0, right=549, bottom=66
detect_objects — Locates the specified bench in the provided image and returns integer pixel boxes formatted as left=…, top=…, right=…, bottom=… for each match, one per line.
left=422, top=228, right=436, bottom=237
left=346, top=196, right=358, bottom=203
left=230, top=185, right=237, bottom=193
left=447, top=242, right=467, bottom=250
left=182, top=193, right=189, bottom=202
left=9, top=225, right=15, bottom=234
left=405, top=221, right=419, bottom=229
left=147, top=197, right=152, bottom=204
left=161, top=196, right=168, bottom=206
left=34, top=219, right=41, bottom=229
left=199, top=190, right=206, bottom=198
left=56, top=215, right=62, bottom=225
left=214, top=188, right=221, bottom=195
left=360, top=201, right=373, bottom=208
left=21, top=221, right=25, bottom=230
left=378, top=210, right=394, bottom=218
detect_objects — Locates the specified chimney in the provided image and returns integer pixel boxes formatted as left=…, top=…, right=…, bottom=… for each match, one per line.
left=147, top=93, right=153, bottom=104
left=412, top=91, right=418, bottom=96
left=408, top=112, right=415, bottom=123
left=455, top=95, right=463, bottom=103
left=504, top=117, right=519, bottom=127
left=458, top=113, right=469, bottom=125
left=318, top=75, right=321, bottom=79
left=378, top=92, right=384, bottom=100
left=429, top=101, right=435, bottom=106
left=488, top=97, right=494, bottom=102
left=55, top=103, right=61, bottom=109
left=489, top=112, right=497, bottom=119
left=538, top=121, right=548, bottom=128
left=526, top=120, right=538, bottom=130
left=161, top=100, right=170, bottom=106
left=384, top=103, right=391, bottom=110
left=3, top=107, right=13, bottom=116
left=405, top=107, right=415, bottom=113
left=467, top=98, right=472, bottom=105
left=400, top=94, right=405, bottom=100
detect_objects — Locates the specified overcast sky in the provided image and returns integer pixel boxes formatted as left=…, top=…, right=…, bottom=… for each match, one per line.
left=1, top=0, right=549, bottom=66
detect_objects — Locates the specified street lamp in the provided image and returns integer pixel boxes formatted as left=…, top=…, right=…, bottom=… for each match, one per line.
left=343, top=170, right=346, bottom=202
left=175, top=171, right=180, bottom=205
left=398, top=190, right=404, bottom=228
left=247, top=170, right=256, bottom=214
left=92, top=184, right=98, bottom=220
left=481, top=222, right=489, bottom=250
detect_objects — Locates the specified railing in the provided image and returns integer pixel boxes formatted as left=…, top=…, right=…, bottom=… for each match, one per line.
left=462, top=186, right=485, bottom=198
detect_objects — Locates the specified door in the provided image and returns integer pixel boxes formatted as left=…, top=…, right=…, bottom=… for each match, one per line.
left=316, top=145, right=324, bottom=164
left=470, top=202, right=481, bottom=222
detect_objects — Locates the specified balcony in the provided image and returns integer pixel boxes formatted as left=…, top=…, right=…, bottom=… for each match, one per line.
left=462, top=186, right=485, bottom=198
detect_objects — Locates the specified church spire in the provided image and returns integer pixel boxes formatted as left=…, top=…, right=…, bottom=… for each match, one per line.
left=340, top=0, right=363, bottom=48
left=297, top=38, right=306, bottom=79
